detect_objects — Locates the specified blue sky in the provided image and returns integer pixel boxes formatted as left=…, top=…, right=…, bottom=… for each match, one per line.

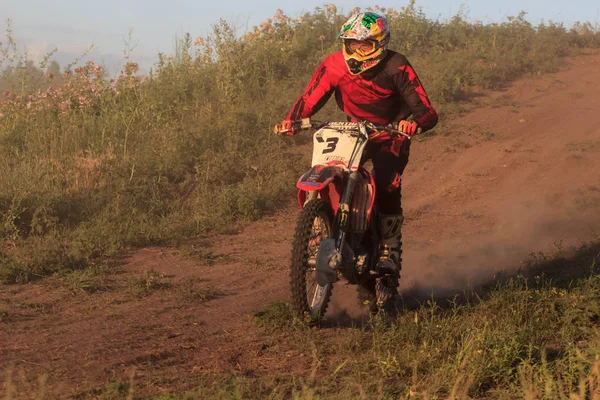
left=1, top=0, right=599, bottom=73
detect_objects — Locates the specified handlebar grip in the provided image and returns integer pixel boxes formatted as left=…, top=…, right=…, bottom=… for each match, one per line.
left=300, top=118, right=312, bottom=129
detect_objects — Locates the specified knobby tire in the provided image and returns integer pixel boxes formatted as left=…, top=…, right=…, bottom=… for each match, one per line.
left=290, top=199, right=334, bottom=321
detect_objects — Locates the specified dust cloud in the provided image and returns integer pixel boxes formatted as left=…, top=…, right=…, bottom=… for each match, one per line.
left=402, top=197, right=600, bottom=297
left=324, top=197, right=600, bottom=319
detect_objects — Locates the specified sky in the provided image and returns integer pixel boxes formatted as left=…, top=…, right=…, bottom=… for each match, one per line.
left=1, top=0, right=599, bottom=73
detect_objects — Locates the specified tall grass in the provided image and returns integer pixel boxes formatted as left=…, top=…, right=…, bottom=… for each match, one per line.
left=1, top=4, right=599, bottom=282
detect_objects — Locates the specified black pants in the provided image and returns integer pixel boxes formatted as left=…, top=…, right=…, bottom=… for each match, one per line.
left=361, top=138, right=410, bottom=215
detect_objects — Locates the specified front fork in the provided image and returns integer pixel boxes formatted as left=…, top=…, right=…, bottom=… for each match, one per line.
left=335, top=171, right=359, bottom=252
left=303, top=172, right=358, bottom=252
left=305, top=190, right=318, bottom=204
left=313, top=171, right=360, bottom=286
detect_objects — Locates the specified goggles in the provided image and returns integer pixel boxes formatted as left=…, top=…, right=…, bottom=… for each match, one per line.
left=343, top=39, right=378, bottom=56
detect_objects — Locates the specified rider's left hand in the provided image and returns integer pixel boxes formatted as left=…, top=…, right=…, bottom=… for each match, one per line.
left=397, top=120, right=419, bottom=136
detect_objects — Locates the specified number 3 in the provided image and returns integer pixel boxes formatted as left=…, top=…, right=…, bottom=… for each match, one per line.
left=322, top=137, right=338, bottom=154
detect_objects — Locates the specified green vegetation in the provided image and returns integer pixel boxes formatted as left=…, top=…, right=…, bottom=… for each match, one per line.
left=178, top=276, right=218, bottom=302
left=251, top=300, right=300, bottom=332
left=37, top=242, right=599, bottom=399
left=171, top=242, right=600, bottom=399
left=565, top=140, right=600, bottom=152
left=51, top=263, right=112, bottom=294
left=129, top=269, right=171, bottom=297
left=71, top=381, right=133, bottom=400
left=1, top=4, right=599, bottom=283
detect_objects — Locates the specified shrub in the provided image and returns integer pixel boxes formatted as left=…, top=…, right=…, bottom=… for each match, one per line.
left=0, top=6, right=599, bottom=281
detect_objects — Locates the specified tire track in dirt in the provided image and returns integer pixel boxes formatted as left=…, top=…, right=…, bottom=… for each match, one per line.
left=2, top=51, right=600, bottom=397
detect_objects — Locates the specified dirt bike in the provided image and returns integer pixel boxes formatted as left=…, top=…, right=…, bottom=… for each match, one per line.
left=286, top=118, right=416, bottom=320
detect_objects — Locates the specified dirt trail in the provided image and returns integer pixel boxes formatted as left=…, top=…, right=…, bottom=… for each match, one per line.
left=2, top=52, right=600, bottom=397
left=400, top=52, right=600, bottom=293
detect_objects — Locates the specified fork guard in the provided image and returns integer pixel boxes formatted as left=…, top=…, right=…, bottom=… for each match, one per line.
left=315, top=238, right=356, bottom=286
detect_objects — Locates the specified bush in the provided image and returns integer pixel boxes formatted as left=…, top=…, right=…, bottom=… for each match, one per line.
left=0, top=6, right=599, bottom=281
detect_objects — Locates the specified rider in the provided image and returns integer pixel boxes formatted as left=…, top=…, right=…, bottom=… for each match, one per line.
left=274, top=12, right=438, bottom=305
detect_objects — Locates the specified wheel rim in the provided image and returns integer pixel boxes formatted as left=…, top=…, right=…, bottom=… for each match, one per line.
left=305, top=214, right=331, bottom=314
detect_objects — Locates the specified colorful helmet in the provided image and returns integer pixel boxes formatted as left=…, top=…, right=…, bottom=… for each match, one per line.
left=338, top=12, right=390, bottom=75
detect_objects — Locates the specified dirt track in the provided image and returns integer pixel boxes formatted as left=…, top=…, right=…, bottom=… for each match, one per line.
left=2, top=52, right=600, bottom=398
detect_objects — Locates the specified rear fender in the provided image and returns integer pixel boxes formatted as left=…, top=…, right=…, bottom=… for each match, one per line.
left=297, top=165, right=345, bottom=214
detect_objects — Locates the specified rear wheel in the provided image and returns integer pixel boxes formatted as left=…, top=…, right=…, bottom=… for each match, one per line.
left=290, top=199, right=334, bottom=321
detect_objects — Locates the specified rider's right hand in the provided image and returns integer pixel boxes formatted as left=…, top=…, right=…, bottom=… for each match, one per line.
left=273, top=120, right=297, bottom=136
left=397, top=120, right=420, bottom=136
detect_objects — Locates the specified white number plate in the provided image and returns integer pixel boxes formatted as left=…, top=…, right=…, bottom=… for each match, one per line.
left=311, top=127, right=366, bottom=170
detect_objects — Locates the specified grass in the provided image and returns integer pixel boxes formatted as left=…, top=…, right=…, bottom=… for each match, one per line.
left=445, top=138, right=473, bottom=152
left=251, top=300, right=300, bottom=332
left=177, top=276, right=218, bottom=302
left=0, top=6, right=598, bottom=282
left=176, top=245, right=221, bottom=265
left=478, top=131, right=500, bottom=141
left=177, top=242, right=600, bottom=399
left=71, top=381, right=134, bottom=400
left=49, top=264, right=113, bottom=294
left=565, top=140, right=600, bottom=152
left=60, top=241, right=599, bottom=399
left=2, top=242, right=600, bottom=398
left=128, top=269, right=171, bottom=297
left=128, top=272, right=218, bottom=300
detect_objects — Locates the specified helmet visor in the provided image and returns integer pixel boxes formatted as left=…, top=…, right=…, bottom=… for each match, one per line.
left=344, top=39, right=378, bottom=56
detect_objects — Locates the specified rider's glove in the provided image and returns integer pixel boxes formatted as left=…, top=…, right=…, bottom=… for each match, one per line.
left=397, top=120, right=419, bottom=136
left=274, top=120, right=297, bottom=136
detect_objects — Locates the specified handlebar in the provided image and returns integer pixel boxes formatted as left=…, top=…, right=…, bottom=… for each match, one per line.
left=279, top=118, right=422, bottom=138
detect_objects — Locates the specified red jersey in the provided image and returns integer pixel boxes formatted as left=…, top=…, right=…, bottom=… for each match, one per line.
left=286, top=50, right=438, bottom=131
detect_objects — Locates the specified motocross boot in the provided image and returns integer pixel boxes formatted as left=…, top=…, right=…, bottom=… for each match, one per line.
left=375, top=214, right=403, bottom=308
left=376, top=214, right=403, bottom=276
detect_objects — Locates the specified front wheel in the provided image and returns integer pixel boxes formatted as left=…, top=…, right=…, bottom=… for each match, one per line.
left=290, top=199, right=334, bottom=321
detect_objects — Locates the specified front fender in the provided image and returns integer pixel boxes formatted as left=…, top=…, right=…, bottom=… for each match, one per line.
left=296, top=164, right=345, bottom=192
left=296, top=165, right=345, bottom=213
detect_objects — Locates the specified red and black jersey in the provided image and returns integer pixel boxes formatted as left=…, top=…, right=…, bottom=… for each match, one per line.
left=286, top=50, right=438, bottom=131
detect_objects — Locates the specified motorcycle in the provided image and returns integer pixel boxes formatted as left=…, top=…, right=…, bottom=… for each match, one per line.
left=285, top=118, right=416, bottom=320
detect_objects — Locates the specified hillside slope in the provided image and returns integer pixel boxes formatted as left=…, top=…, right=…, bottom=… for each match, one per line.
left=401, top=50, right=600, bottom=293
left=1, top=52, right=600, bottom=398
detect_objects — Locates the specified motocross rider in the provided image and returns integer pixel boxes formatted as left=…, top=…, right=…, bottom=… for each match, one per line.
left=274, top=12, right=438, bottom=306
